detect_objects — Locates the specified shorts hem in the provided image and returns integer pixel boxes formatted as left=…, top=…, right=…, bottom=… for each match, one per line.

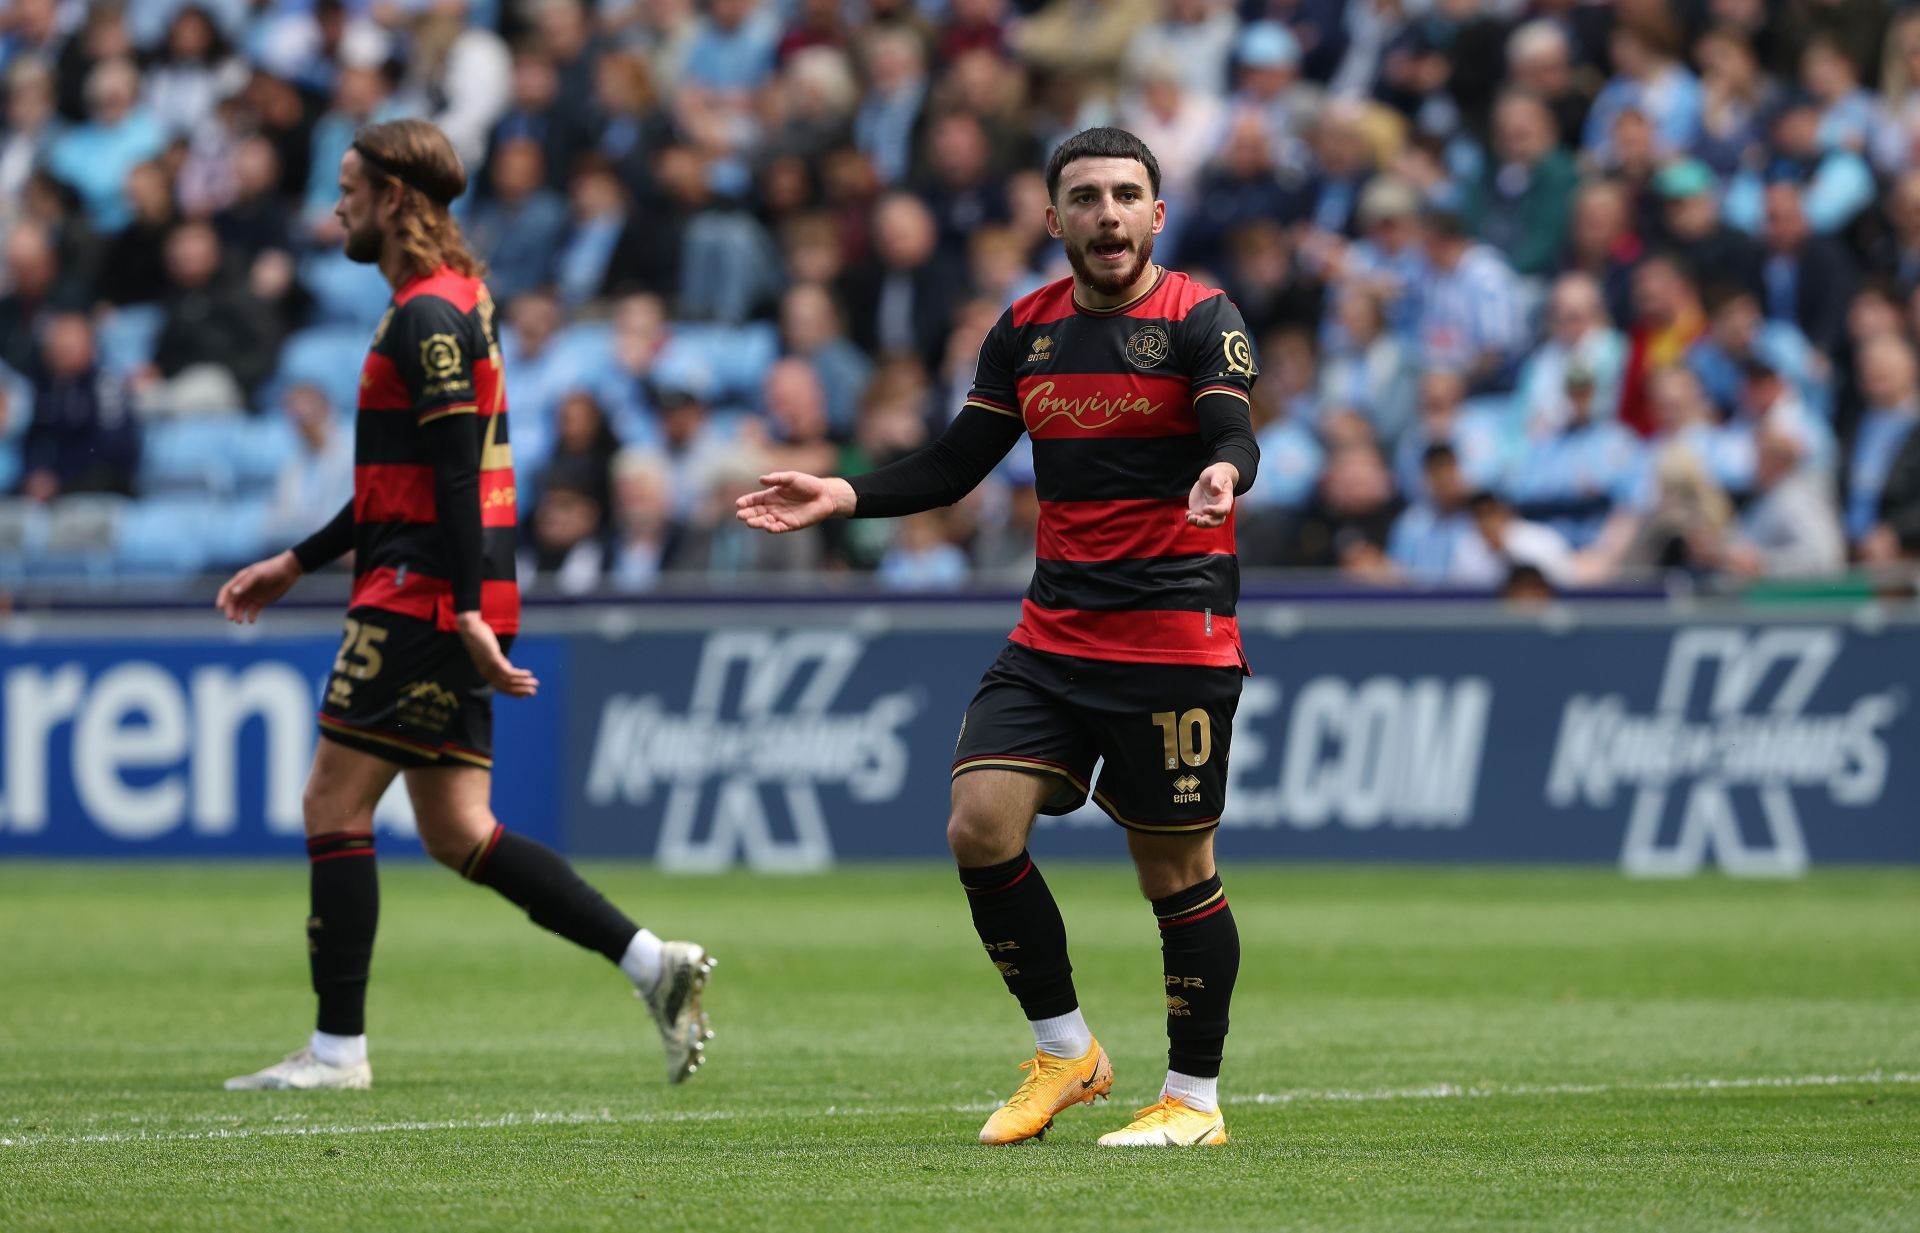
left=1091, top=788, right=1222, bottom=834
left=317, top=714, right=491, bottom=770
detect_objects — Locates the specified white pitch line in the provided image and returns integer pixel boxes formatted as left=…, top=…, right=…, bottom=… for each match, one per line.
left=1229, top=1070, right=1920, bottom=1106
left=2, top=1071, right=1912, bottom=1148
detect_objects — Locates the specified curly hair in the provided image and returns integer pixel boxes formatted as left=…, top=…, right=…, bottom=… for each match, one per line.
left=352, top=118, right=486, bottom=284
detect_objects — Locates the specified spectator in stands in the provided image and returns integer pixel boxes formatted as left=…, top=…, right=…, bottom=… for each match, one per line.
left=779, top=282, right=870, bottom=436
left=553, top=159, right=627, bottom=310
left=1506, top=20, right=1593, bottom=151
left=524, top=462, right=608, bottom=594
left=1118, top=54, right=1227, bottom=223
left=1121, top=0, right=1236, bottom=100
left=1564, top=178, right=1642, bottom=332
left=1844, top=335, right=1920, bottom=547
left=1733, top=355, right=1832, bottom=480
left=1687, top=286, right=1822, bottom=422
left=850, top=27, right=927, bottom=188
left=1180, top=110, right=1296, bottom=273
left=44, top=58, right=167, bottom=232
left=1317, top=283, right=1415, bottom=446
left=300, top=62, right=394, bottom=238
left=1583, top=14, right=1700, bottom=161
left=758, top=357, right=838, bottom=477
left=1726, top=94, right=1874, bottom=237
left=1237, top=367, right=1324, bottom=567
left=1295, top=441, right=1400, bottom=574
left=265, top=381, right=351, bottom=545
left=1393, top=367, right=1507, bottom=500
left=1692, top=24, right=1778, bottom=176
left=1759, top=181, right=1857, bottom=358
left=545, top=391, right=622, bottom=528
left=843, top=191, right=960, bottom=370
left=97, top=161, right=175, bottom=307
left=19, top=312, right=138, bottom=500
left=1866, top=409, right=1920, bottom=563
left=1387, top=443, right=1484, bottom=587
left=0, top=222, right=64, bottom=381
left=1014, top=0, right=1156, bottom=106
left=399, top=0, right=509, bottom=173
left=765, top=46, right=857, bottom=166
left=1802, top=34, right=1878, bottom=156
left=1467, top=491, right=1574, bottom=588
left=1291, top=100, right=1377, bottom=242
left=587, top=50, right=671, bottom=197
left=1327, top=175, right=1426, bottom=338
left=914, top=110, right=1006, bottom=263
left=1226, top=21, right=1322, bottom=178
left=147, top=6, right=247, bottom=139
left=1464, top=90, right=1577, bottom=278
left=682, top=0, right=780, bottom=96
left=1714, top=425, right=1845, bottom=577
left=487, top=44, right=576, bottom=196
left=1874, top=9, right=1920, bottom=176
left=878, top=509, right=969, bottom=590
left=1645, top=364, right=1752, bottom=498
left=605, top=447, right=679, bottom=591
left=144, top=221, right=278, bottom=415
left=463, top=137, right=569, bottom=304
left=1618, top=254, right=1709, bottom=437
left=1, top=59, right=59, bottom=223
left=1653, top=159, right=1763, bottom=301
left=1515, top=273, right=1628, bottom=432
left=654, top=380, right=738, bottom=523
left=1509, top=366, right=1644, bottom=550
left=1413, top=206, right=1527, bottom=393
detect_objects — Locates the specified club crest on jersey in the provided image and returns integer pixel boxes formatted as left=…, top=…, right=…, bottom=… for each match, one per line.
left=1125, top=324, right=1171, bottom=369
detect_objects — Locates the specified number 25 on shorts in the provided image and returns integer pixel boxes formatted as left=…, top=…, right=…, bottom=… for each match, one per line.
left=333, top=619, right=389, bottom=681
left=1152, top=709, right=1211, bottom=770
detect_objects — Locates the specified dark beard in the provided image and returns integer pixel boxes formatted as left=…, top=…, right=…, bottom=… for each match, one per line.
left=1065, top=232, right=1154, bottom=298
left=343, top=221, right=383, bottom=264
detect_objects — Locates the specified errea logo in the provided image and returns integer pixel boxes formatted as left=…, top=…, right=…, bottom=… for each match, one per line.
left=1545, top=629, right=1899, bottom=877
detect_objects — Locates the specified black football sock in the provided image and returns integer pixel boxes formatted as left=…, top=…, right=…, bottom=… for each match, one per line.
left=957, top=849, right=1078, bottom=1020
left=463, top=824, right=638, bottom=962
left=1155, top=874, right=1239, bottom=1080
left=307, top=831, right=380, bottom=1037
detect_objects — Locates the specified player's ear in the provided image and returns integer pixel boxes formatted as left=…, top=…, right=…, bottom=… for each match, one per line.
left=1151, top=199, right=1165, bottom=235
left=1044, top=203, right=1062, bottom=240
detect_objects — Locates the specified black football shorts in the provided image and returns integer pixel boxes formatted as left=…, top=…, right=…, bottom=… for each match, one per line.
left=953, top=642, right=1243, bottom=834
left=316, top=607, right=505, bottom=770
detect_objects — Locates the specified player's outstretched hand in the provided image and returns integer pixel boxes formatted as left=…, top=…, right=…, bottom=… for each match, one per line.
left=1187, top=462, right=1239, bottom=528
left=735, top=472, right=854, bottom=533
left=455, top=611, right=539, bottom=698
left=216, top=550, right=302, bottom=624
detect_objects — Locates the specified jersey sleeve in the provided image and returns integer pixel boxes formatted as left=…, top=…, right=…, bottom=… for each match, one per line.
left=961, top=308, right=1023, bottom=423
left=391, top=294, right=480, bottom=426
left=1177, top=291, right=1261, bottom=408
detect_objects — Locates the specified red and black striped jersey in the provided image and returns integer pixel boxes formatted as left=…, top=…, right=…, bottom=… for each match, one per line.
left=350, top=266, right=519, bottom=634
left=966, top=268, right=1258, bottom=668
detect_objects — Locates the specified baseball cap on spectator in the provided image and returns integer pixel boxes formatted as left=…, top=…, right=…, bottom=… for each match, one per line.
left=1653, top=159, right=1716, bottom=200
left=1238, top=22, right=1301, bottom=71
left=1357, top=176, right=1419, bottom=227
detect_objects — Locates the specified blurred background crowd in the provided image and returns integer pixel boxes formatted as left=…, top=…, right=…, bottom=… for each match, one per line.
left=3, top=0, right=1920, bottom=596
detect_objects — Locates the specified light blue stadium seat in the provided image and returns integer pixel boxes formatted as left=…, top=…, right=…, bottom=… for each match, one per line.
left=270, top=324, right=372, bottom=419
left=94, top=305, right=167, bottom=378
left=232, top=418, right=298, bottom=495
left=671, top=323, right=779, bottom=402
left=0, top=441, right=19, bottom=493
left=117, top=495, right=221, bottom=575
left=299, top=253, right=391, bottom=332
left=36, top=494, right=131, bottom=580
left=205, top=494, right=274, bottom=567
left=141, top=416, right=246, bottom=496
left=0, top=498, right=49, bottom=584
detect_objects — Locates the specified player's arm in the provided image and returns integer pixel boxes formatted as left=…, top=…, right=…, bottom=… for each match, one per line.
left=399, top=295, right=537, bottom=697
left=215, top=500, right=354, bottom=624
left=738, top=309, right=1025, bottom=530
left=1182, top=294, right=1262, bottom=528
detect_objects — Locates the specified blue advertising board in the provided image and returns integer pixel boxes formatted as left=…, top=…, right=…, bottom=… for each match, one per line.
left=566, top=617, right=1919, bottom=874
left=0, top=632, right=566, bottom=857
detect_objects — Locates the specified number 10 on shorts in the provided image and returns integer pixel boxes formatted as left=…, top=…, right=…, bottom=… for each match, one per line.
left=1152, top=709, right=1212, bottom=770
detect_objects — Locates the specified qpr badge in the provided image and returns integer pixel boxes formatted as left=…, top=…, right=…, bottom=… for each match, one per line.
left=1125, top=323, right=1171, bottom=370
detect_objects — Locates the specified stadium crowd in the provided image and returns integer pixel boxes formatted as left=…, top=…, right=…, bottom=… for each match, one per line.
left=3, top=0, right=1920, bottom=593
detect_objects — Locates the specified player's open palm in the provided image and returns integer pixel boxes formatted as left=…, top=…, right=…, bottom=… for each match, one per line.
left=735, top=472, right=846, bottom=533
left=216, top=550, right=301, bottom=624
left=1187, top=462, right=1237, bottom=528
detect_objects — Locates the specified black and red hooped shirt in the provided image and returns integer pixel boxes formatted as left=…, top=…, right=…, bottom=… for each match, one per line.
left=347, top=267, right=519, bottom=634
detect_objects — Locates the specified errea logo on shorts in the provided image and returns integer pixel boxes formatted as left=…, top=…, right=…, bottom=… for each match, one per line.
left=1546, top=629, right=1900, bottom=877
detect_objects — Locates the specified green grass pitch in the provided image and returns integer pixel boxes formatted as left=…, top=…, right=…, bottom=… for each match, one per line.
left=2, top=862, right=1917, bottom=1232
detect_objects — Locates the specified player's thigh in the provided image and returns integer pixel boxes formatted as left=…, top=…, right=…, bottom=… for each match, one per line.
left=403, top=765, right=497, bottom=867
left=1085, top=663, right=1242, bottom=836
left=1126, top=828, right=1218, bottom=900
left=947, top=769, right=1052, bottom=864
left=302, top=736, right=402, bottom=837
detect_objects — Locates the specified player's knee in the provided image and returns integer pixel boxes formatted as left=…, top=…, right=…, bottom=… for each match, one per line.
left=302, top=780, right=369, bottom=838
left=946, top=807, right=1011, bottom=866
left=418, top=813, right=493, bottom=871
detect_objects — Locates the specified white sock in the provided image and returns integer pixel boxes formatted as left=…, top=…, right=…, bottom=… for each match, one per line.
left=1163, top=1070, right=1218, bottom=1113
left=1029, top=1008, right=1093, bottom=1058
left=309, top=1030, right=367, bottom=1068
left=618, top=928, right=664, bottom=991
